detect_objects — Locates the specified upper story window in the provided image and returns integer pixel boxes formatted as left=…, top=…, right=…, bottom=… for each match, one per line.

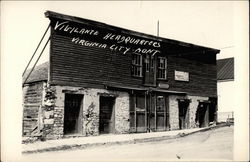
left=157, top=57, right=167, bottom=79
left=145, top=55, right=150, bottom=72
left=132, top=54, right=142, bottom=77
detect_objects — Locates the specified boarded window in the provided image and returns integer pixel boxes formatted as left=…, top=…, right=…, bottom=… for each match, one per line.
left=157, top=57, right=167, bottom=79
left=132, top=54, right=142, bottom=77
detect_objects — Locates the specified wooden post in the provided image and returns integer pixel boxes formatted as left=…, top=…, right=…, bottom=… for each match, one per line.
left=145, top=91, right=147, bottom=132
left=155, top=95, right=157, bottom=131
left=163, top=95, right=166, bottom=131
left=134, top=94, right=137, bottom=132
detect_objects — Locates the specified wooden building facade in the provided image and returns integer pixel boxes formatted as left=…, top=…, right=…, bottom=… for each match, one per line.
left=22, top=11, right=220, bottom=139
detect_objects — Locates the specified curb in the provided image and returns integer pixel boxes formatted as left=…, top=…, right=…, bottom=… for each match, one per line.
left=22, top=123, right=232, bottom=154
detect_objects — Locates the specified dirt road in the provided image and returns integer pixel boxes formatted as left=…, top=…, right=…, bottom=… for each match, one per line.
left=23, top=126, right=233, bottom=161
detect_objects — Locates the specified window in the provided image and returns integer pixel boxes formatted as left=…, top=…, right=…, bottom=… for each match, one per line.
left=145, top=55, right=150, bottom=72
left=136, top=93, right=145, bottom=109
left=156, top=96, right=165, bottom=111
left=157, top=57, right=167, bottom=79
left=132, top=54, right=142, bottom=77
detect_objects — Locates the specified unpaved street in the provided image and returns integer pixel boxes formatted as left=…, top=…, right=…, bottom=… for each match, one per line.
left=23, top=126, right=233, bottom=161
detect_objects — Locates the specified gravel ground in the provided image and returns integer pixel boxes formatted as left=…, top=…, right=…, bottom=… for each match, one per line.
left=23, top=126, right=234, bottom=162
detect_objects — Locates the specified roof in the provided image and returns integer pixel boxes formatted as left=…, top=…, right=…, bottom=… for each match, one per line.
left=23, top=62, right=48, bottom=84
left=217, top=57, right=234, bottom=81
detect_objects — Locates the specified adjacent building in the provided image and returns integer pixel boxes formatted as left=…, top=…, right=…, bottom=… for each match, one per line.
left=217, top=57, right=234, bottom=122
left=22, top=11, right=220, bottom=139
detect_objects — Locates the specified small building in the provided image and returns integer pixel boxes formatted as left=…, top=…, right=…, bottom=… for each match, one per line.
left=22, top=11, right=220, bottom=139
left=217, top=57, right=234, bottom=122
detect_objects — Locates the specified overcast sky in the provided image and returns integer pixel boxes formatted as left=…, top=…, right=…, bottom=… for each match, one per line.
left=2, top=1, right=243, bottom=70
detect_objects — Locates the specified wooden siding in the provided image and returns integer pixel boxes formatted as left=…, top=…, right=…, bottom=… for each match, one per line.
left=50, top=33, right=142, bottom=87
left=164, top=55, right=217, bottom=97
left=23, top=82, right=43, bottom=136
left=49, top=16, right=217, bottom=97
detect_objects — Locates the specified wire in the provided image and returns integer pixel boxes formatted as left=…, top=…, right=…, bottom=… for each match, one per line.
left=22, top=23, right=51, bottom=76
left=22, top=37, right=51, bottom=87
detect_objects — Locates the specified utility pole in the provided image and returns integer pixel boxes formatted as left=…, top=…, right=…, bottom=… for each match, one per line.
left=157, top=20, right=159, bottom=37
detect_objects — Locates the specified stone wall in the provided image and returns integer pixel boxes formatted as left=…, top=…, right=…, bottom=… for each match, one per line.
left=41, top=85, right=130, bottom=139
left=114, top=92, right=130, bottom=133
left=168, top=95, right=210, bottom=130
left=168, top=95, right=181, bottom=130
left=42, top=85, right=57, bottom=139
left=187, top=95, right=209, bottom=128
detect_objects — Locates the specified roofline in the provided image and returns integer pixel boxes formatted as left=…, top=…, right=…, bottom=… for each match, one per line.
left=217, top=57, right=234, bottom=61
left=44, top=10, right=220, bottom=54
left=217, top=79, right=234, bottom=82
left=23, top=79, right=47, bottom=85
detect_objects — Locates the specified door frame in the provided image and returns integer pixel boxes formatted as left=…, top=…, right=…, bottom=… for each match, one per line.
left=177, top=99, right=190, bottom=130
left=130, top=91, right=170, bottom=133
left=99, top=96, right=116, bottom=134
left=63, top=93, right=84, bottom=135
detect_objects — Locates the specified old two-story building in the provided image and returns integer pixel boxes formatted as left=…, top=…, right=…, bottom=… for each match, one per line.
left=22, top=11, right=220, bottom=139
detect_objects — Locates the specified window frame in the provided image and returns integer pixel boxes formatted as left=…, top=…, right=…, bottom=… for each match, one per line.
left=157, top=57, right=167, bottom=80
left=131, top=53, right=143, bottom=77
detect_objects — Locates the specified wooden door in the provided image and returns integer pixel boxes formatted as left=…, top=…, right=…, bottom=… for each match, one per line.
left=148, top=93, right=169, bottom=132
left=130, top=92, right=147, bottom=133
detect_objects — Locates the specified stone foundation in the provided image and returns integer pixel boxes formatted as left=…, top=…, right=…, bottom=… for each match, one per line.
left=40, top=85, right=130, bottom=139
left=168, top=95, right=210, bottom=130
left=23, top=83, right=214, bottom=140
left=187, top=95, right=209, bottom=128
left=168, top=95, right=180, bottom=130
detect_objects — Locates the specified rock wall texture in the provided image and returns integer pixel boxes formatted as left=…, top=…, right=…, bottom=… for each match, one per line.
left=114, top=92, right=130, bottom=133
left=168, top=95, right=185, bottom=130
left=40, top=85, right=130, bottom=139
left=168, top=95, right=210, bottom=130
left=23, top=82, right=212, bottom=140
left=187, top=95, right=209, bottom=128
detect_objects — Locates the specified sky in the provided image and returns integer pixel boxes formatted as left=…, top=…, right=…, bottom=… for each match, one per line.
left=1, top=1, right=249, bottom=161
left=1, top=1, right=239, bottom=69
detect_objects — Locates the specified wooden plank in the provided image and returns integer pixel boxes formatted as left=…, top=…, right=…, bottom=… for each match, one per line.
left=155, top=94, right=157, bottom=131
left=134, top=94, right=137, bottom=132
left=144, top=92, right=147, bottom=132
left=163, top=95, right=166, bottom=131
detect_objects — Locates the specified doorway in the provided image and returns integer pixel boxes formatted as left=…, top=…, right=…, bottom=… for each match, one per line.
left=195, top=102, right=209, bottom=128
left=178, top=100, right=189, bottom=130
left=63, top=94, right=83, bottom=135
left=99, top=96, right=115, bottom=134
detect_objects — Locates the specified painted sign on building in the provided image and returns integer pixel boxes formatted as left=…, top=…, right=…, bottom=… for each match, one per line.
left=174, top=70, right=189, bottom=81
left=51, top=20, right=161, bottom=55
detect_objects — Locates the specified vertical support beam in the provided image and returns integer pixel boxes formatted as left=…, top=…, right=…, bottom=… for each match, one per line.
left=134, top=94, right=137, bottom=132
left=215, top=102, right=218, bottom=123
left=148, top=92, right=152, bottom=131
left=157, top=20, right=159, bottom=37
left=155, top=94, right=157, bottom=131
left=208, top=104, right=210, bottom=126
left=145, top=91, right=147, bottom=132
left=187, top=104, right=190, bottom=129
left=163, top=95, right=166, bottom=131
left=166, top=95, right=169, bottom=130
